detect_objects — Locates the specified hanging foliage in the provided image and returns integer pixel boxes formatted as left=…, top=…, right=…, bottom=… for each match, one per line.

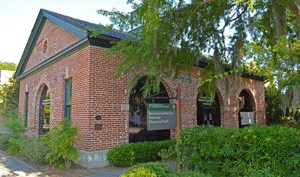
left=96, top=0, right=299, bottom=113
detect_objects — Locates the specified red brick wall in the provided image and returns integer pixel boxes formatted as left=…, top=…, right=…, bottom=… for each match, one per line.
left=24, top=20, right=81, bottom=73
left=86, top=46, right=129, bottom=151
left=19, top=45, right=91, bottom=142
left=18, top=21, right=266, bottom=152
left=84, top=47, right=266, bottom=151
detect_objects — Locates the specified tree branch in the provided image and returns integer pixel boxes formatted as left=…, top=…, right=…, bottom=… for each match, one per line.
left=220, top=6, right=248, bottom=33
left=178, top=0, right=214, bottom=12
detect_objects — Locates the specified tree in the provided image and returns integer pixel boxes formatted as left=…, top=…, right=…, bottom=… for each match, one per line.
left=0, top=61, right=17, bottom=71
left=0, top=61, right=18, bottom=116
left=97, top=0, right=299, bottom=112
left=0, top=77, right=19, bottom=117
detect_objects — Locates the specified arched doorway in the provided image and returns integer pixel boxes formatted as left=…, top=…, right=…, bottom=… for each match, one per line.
left=197, top=93, right=221, bottom=126
left=238, top=89, right=255, bottom=128
left=38, top=85, right=51, bottom=135
left=129, top=77, right=170, bottom=142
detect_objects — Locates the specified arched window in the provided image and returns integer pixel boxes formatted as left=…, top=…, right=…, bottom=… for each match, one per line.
left=39, top=86, right=50, bottom=135
left=129, top=77, right=170, bottom=142
left=197, top=93, right=221, bottom=126
left=238, top=89, right=255, bottom=128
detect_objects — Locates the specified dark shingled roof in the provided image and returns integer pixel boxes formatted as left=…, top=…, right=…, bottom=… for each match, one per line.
left=41, top=9, right=128, bottom=39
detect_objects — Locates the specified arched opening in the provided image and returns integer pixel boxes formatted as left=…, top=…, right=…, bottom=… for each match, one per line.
left=129, top=77, right=170, bottom=142
left=38, top=86, right=51, bottom=135
left=197, top=93, right=221, bottom=126
left=238, top=89, right=255, bottom=128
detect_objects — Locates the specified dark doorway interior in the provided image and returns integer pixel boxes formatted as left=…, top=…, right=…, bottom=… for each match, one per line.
left=238, top=89, right=255, bottom=128
left=129, top=77, right=170, bottom=142
left=197, top=93, right=221, bottom=126
left=39, top=86, right=50, bottom=135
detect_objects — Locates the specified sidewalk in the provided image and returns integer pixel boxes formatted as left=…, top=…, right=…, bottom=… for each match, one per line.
left=0, top=150, right=128, bottom=177
left=0, top=151, right=45, bottom=177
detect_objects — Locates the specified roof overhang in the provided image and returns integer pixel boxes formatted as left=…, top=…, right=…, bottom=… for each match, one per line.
left=15, top=9, right=88, bottom=79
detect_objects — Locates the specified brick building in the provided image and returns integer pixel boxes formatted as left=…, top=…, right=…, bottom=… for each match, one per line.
left=16, top=9, right=266, bottom=168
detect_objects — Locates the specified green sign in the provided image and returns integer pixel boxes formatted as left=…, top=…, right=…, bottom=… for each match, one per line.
left=147, top=103, right=177, bottom=130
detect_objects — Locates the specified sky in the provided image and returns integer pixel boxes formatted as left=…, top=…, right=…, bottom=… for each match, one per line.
left=0, top=0, right=133, bottom=64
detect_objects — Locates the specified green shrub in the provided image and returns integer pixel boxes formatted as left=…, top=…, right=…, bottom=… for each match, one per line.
left=177, top=171, right=212, bottom=177
left=121, top=162, right=212, bottom=177
left=17, top=137, right=48, bottom=164
left=6, top=135, right=48, bottom=164
left=7, top=135, right=26, bottom=155
left=177, top=125, right=300, bottom=176
left=158, top=143, right=177, bottom=161
left=3, top=113, right=25, bottom=135
left=121, top=166, right=157, bottom=177
left=0, top=134, right=18, bottom=150
left=41, top=119, right=79, bottom=170
left=121, top=162, right=176, bottom=177
left=107, top=140, right=176, bottom=167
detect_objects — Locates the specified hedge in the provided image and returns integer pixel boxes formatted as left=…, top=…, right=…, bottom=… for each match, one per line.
left=121, top=162, right=176, bottom=177
left=107, top=140, right=176, bottom=167
left=0, top=134, right=18, bottom=150
left=177, top=125, right=300, bottom=176
left=121, top=162, right=211, bottom=177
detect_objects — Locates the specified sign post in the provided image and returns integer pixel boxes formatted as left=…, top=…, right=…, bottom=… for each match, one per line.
left=147, top=103, right=177, bottom=130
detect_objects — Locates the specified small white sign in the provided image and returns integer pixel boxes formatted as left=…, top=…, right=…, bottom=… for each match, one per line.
left=240, top=112, right=254, bottom=125
left=121, top=104, right=130, bottom=111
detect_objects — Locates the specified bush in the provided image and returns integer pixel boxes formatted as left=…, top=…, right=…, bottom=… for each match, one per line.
left=121, top=162, right=176, bottom=177
left=3, top=112, right=25, bottom=135
left=158, top=143, right=177, bottom=161
left=3, top=119, right=79, bottom=169
left=121, top=162, right=212, bottom=177
left=6, top=135, right=48, bottom=164
left=41, top=119, right=79, bottom=170
left=17, top=137, right=48, bottom=164
left=7, top=136, right=24, bottom=155
left=121, top=166, right=157, bottom=177
left=177, top=125, right=300, bottom=176
left=177, top=171, right=212, bottom=177
left=107, top=140, right=176, bottom=167
left=0, top=134, right=18, bottom=150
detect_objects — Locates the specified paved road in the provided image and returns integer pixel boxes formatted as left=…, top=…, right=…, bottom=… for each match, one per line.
left=0, top=150, right=128, bottom=177
left=0, top=151, right=45, bottom=177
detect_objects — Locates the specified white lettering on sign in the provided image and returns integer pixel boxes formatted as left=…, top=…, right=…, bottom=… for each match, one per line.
left=148, top=111, right=175, bottom=116
left=147, top=103, right=177, bottom=130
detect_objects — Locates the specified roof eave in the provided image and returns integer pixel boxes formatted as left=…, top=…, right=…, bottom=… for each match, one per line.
left=15, top=9, right=88, bottom=79
left=15, top=10, right=46, bottom=78
left=43, top=10, right=87, bottom=38
left=16, top=37, right=89, bottom=80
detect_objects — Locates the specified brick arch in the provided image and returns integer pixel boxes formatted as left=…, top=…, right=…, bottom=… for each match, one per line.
left=127, top=76, right=173, bottom=142
left=237, top=88, right=256, bottom=127
left=35, top=82, right=51, bottom=136
left=126, top=76, right=175, bottom=99
left=160, top=78, right=176, bottom=99
left=196, top=87, right=223, bottom=126
left=237, top=88, right=256, bottom=112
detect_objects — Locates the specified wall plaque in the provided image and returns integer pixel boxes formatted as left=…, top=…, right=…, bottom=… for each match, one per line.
left=95, top=124, right=103, bottom=131
left=121, top=104, right=130, bottom=111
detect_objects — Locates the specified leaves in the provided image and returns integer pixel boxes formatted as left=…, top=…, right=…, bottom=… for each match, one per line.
left=0, top=61, right=17, bottom=71
left=96, top=0, right=299, bottom=110
left=177, top=125, right=300, bottom=176
left=41, top=119, right=79, bottom=169
left=0, top=77, right=19, bottom=117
